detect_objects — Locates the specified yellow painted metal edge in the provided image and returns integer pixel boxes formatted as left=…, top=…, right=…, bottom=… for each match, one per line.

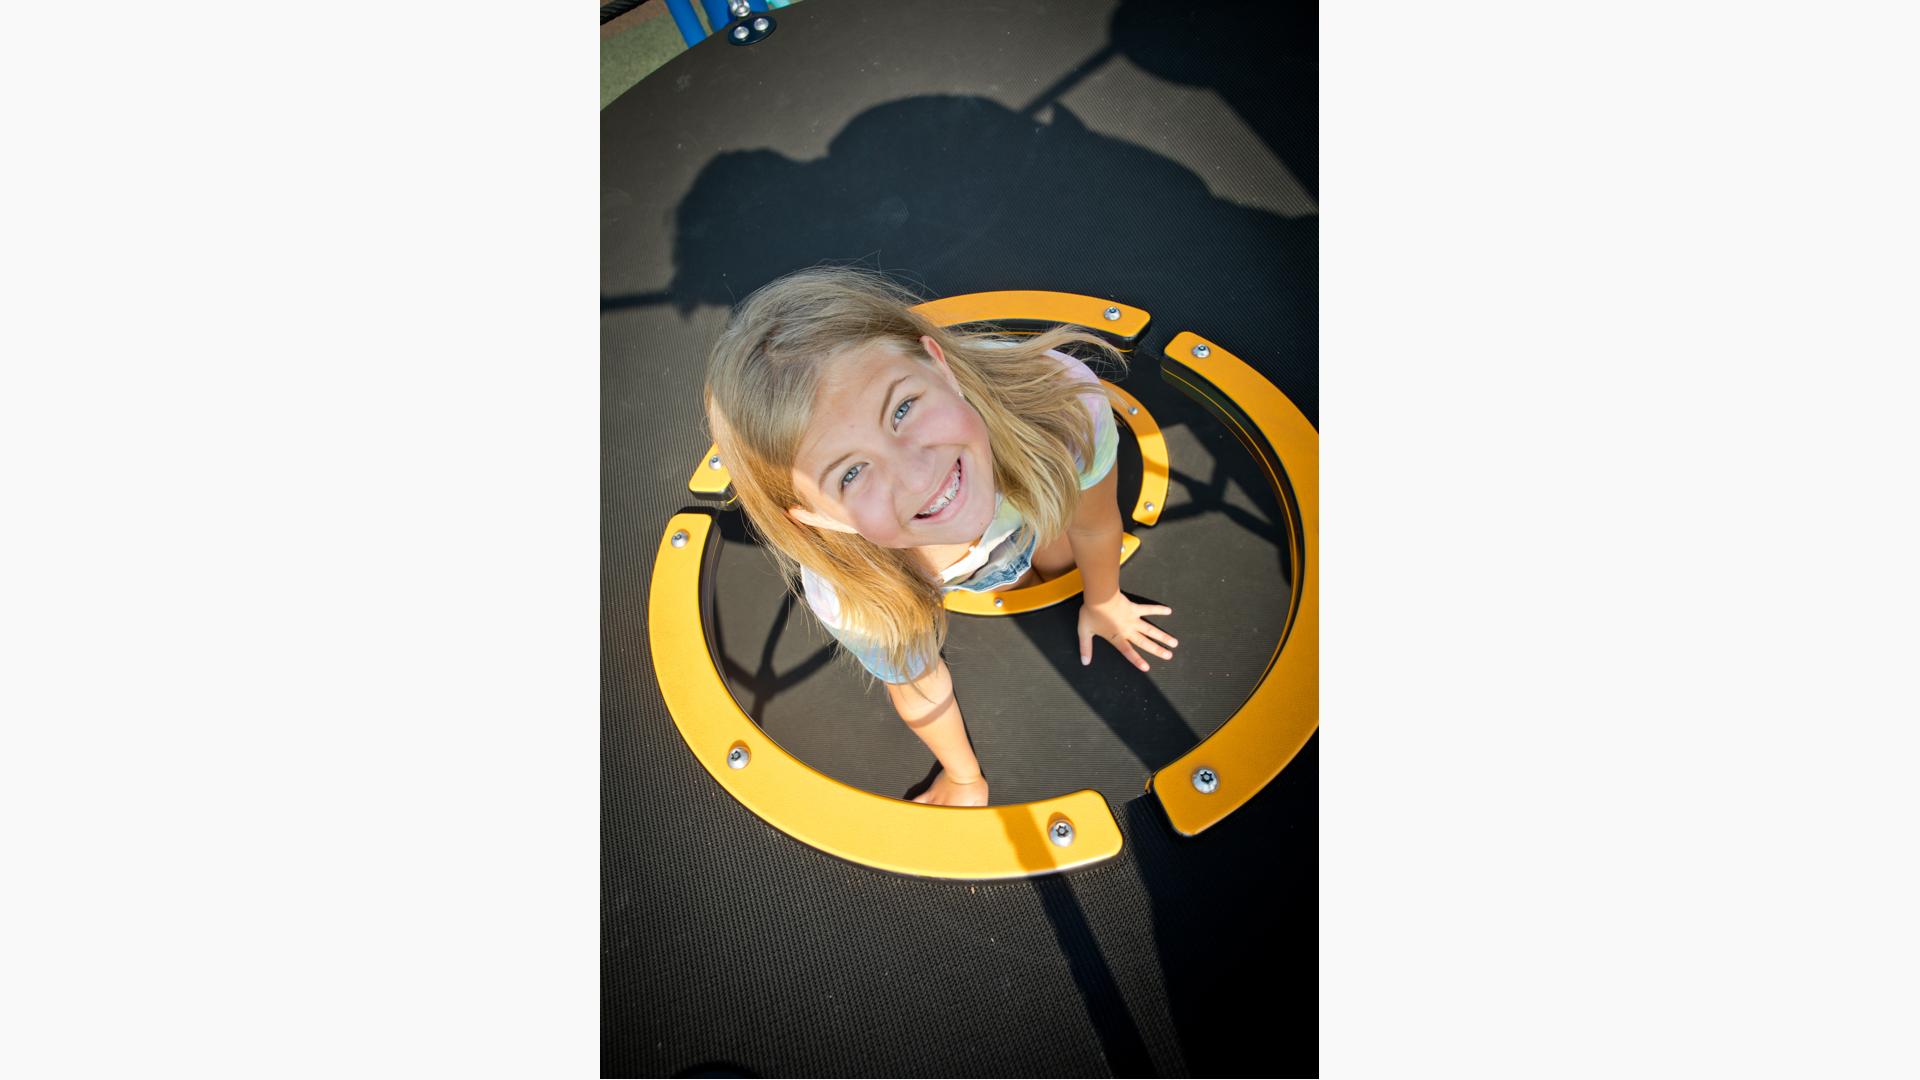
left=650, top=511, right=1124, bottom=879
left=912, top=291, right=1150, bottom=340
left=689, top=443, right=730, bottom=495
left=1147, top=332, right=1318, bottom=837
left=944, top=533, right=1140, bottom=616
left=689, top=294, right=1153, bottom=496
left=1102, top=382, right=1168, bottom=526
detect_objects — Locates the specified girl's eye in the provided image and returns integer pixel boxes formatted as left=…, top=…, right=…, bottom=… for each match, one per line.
left=892, top=397, right=916, bottom=427
left=840, top=463, right=864, bottom=491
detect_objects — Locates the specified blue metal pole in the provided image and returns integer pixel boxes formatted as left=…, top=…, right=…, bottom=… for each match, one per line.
left=698, top=0, right=734, bottom=37
left=664, top=0, right=707, bottom=46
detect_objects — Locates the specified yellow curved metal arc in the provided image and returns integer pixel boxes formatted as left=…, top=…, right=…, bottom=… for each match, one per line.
left=1148, top=333, right=1318, bottom=837
left=1102, top=382, right=1167, bottom=527
left=912, top=291, right=1150, bottom=340
left=943, top=534, right=1141, bottom=616
left=650, top=512, right=1124, bottom=879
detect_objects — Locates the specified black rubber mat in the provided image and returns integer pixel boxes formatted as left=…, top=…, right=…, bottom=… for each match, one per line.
left=604, top=1, right=1317, bottom=1075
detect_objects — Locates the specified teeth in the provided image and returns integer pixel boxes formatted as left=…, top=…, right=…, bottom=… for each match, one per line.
left=918, top=462, right=962, bottom=517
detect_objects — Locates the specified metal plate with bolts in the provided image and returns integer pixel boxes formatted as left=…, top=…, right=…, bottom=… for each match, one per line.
left=910, top=291, right=1150, bottom=340
left=1145, top=331, right=1318, bottom=836
left=649, top=511, right=1124, bottom=879
left=725, top=10, right=775, bottom=45
left=1103, top=381, right=1167, bottom=527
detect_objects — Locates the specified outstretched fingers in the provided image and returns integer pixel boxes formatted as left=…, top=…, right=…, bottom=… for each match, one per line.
left=1133, top=634, right=1174, bottom=661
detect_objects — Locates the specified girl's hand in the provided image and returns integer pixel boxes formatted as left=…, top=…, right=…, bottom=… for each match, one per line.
left=1078, top=595, right=1177, bottom=672
left=912, top=771, right=990, bottom=807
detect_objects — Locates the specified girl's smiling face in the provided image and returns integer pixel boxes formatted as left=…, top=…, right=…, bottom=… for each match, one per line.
left=787, top=336, right=997, bottom=550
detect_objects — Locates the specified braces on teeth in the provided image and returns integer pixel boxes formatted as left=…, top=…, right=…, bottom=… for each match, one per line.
left=917, top=463, right=962, bottom=517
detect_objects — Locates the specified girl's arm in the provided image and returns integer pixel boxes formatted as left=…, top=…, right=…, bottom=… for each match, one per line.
left=886, top=658, right=990, bottom=807
left=1066, top=466, right=1178, bottom=671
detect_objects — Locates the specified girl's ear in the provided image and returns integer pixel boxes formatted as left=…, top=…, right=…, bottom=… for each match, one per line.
left=920, top=334, right=961, bottom=393
left=787, top=504, right=860, bottom=534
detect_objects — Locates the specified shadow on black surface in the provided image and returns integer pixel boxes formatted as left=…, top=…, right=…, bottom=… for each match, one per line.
left=1124, top=732, right=1319, bottom=1076
left=1031, top=874, right=1158, bottom=1076
left=604, top=91, right=1316, bottom=426
left=1009, top=1, right=1318, bottom=201
left=1107, top=0, right=1318, bottom=199
left=704, top=508, right=840, bottom=722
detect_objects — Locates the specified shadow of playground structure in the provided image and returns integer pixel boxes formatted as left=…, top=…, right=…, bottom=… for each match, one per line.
left=609, top=88, right=1317, bottom=427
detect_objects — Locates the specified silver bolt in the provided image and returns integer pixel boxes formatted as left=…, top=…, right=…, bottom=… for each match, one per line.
left=1103, top=306, right=1121, bottom=321
left=708, top=454, right=723, bottom=470
left=1191, top=343, right=1211, bottom=359
left=1144, top=501, right=1156, bottom=513
left=731, top=25, right=749, bottom=41
left=670, top=530, right=689, bottom=548
left=1049, top=819, right=1075, bottom=847
left=1127, top=405, right=1138, bottom=415
left=728, top=746, right=750, bottom=770
left=1192, top=767, right=1219, bottom=794
left=993, top=597, right=1004, bottom=608
left=728, top=0, right=750, bottom=16
left=752, top=16, right=770, bottom=31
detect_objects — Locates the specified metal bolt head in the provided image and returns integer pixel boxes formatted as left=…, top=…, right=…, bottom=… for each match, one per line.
left=708, top=454, right=723, bottom=470
left=1191, top=343, right=1211, bottom=359
left=993, top=596, right=1004, bottom=609
left=731, top=25, right=749, bottom=41
left=1049, top=819, right=1075, bottom=847
left=1192, top=767, right=1219, bottom=794
left=728, top=0, right=750, bottom=16
left=1103, top=306, right=1121, bottom=321
left=727, top=746, right=750, bottom=770
left=1127, top=405, right=1138, bottom=415
left=1145, top=501, right=1156, bottom=513
left=752, top=16, right=770, bottom=31
left=670, top=530, right=689, bottom=548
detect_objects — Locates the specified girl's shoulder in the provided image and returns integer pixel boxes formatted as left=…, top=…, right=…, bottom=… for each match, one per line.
left=982, top=339, right=1097, bottom=380
left=1044, top=347, right=1102, bottom=385
left=1043, top=348, right=1114, bottom=436
left=798, top=564, right=844, bottom=628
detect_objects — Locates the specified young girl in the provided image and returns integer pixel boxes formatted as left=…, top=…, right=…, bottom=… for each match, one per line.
left=703, top=268, right=1178, bottom=808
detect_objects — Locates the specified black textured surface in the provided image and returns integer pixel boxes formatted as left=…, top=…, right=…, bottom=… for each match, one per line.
left=604, top=1, right=1317, bottom=1075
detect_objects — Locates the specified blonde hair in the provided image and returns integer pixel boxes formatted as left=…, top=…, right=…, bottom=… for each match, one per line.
left=704, top=267, right=1127, bottom=683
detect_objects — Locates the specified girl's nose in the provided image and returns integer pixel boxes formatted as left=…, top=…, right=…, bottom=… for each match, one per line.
left=901, top=451, right=945, bottom=508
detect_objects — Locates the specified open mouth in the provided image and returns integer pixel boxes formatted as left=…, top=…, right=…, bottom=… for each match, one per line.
left=914, top=459, right=964, bottom=521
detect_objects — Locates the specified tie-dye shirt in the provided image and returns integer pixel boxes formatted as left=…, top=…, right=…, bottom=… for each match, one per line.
left=800, top=349, right=1119, bottom=683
